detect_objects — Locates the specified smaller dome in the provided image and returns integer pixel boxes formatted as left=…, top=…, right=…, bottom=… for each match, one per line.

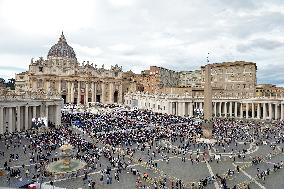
left=47, top=32, right=76, bottom=59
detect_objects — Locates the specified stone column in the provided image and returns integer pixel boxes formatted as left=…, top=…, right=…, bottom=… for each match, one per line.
left=275, top=103, right=278, bottom=120
left=189, top=102, right=193, bottom=117
left=175, top=102, right=178, bottom=116
left=240, top=103, right=243, bottom=118
left=257, top=103, right=260, bottom=119
left=224, top=102, right=227, bottom=117
left=67, top=81, right=71, bottom=103
left=180, top=102, right=185, bottom=116
left=77, top=81, right=81, bottom=104
left=58, top=80, right=61, bottom=94
left=214, top=102, right=217, bottom=117
left=199, top=102, right=203, bottom=110
left=33, top=106, right=37, bottom=118
left=55, top=105, right=61, bottom=127
left=119, top=84, right=123, bottom=104
left=229, top=102, right=233, bottom=117
left=263, top=103, right=267, bottom=120
left=16, top=106, right=21, bottom=132
left=281, top=104, right=284, bottom=120
left=251, top=103, right=255, bottom=119
left=85, top=82, right=89, bottom=105
left=109, top=82, right=114, bottom=104
left=219, top=102, right=222, bottom=117
left=168, top=102, right=173, bottom=115
left=91, top=82, right=95, bottom=102
left=70, top=82, right=74, bottom=104
left=45, top=105, right=49, bottom=126
left=269, top=103, right=272, bottom=120
left=8, top=107, right=13, bottom=133
left=246, top=103, right=249, bottom=119
left=101, top=83, right=106, bottom=104
left=234, top=102, right=238, bottom=117
left=0, top=107, right=3, bottom=134
left=25, top=106, right=29, bottom=130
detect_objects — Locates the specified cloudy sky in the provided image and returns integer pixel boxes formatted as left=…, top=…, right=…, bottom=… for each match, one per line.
left=0, top=0, right=284, bottom=85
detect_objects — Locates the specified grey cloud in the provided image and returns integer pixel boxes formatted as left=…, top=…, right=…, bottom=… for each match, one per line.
left=257, top=64, right=284, bottom=85
left=237, top=39, right=284, bottom=52
left=1, top=0, right=284, bottom=86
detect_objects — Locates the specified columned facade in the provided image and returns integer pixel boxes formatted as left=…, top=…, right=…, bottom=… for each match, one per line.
left=125, top=93, right=284, bottom=121
left=0, top=98, right=63, bottom=134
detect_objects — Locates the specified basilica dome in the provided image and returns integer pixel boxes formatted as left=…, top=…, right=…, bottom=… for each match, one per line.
left=47, top=32, right=76, bottom=59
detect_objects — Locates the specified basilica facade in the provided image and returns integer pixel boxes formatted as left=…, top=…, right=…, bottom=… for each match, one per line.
left=15, top=32, right=131, bottom=105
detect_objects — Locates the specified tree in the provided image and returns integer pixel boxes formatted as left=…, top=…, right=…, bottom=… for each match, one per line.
left=6, top=78, right=15, bottom=90
left=0, top=78, right=5, bottom=84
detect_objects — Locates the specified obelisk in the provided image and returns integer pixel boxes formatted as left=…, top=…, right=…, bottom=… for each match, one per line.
left=204, top=64, right=212, bottom=120
left=202, top=64, right=213, bottom=138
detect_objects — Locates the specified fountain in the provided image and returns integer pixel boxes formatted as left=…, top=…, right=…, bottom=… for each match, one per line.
left=46, top=143, right=86, bottom=174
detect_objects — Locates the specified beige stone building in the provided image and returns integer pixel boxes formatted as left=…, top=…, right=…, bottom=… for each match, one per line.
left=134, top=66, right=180, bottom=93
left=256, top=84, right=284, bottom=98
left=178, top=70, right=201, bottom=87
left=15, top=32, right=133, bottom=105
left=201, top=61, right=257, bottom=98
left=134, top=61, right=257, bottom=98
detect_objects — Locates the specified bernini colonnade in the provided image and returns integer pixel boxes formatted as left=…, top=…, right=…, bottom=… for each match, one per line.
left=0, top=96, right=63, bottom=134
left=125, top=93, right=284, bottom=121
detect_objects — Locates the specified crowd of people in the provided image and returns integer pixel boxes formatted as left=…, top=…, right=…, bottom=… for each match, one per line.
left=0, top=104, right=284, bottom=189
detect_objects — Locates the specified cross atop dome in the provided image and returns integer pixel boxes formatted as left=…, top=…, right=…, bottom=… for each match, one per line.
left=58, top=31, right=66, bottom=43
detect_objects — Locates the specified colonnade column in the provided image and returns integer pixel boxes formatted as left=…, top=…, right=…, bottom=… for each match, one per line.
left=70, top=82, right=74, bottom=104
left=16, top=106, right=21, bottom=132
left=246, top=103, right=249, bottom=119
left=58, top=80, right=61, bottom=94
left=229, top=102, right=232, bottom=117
left=257, top=103, right=260, bottom=119
left=240, top=103, right=243, bottom=118
left=263, top=103, right=267, bottom=119
left=180, top=102, right=185, bottom=116
left=275, top=103, right=278, bottom=120
left=8, top=107, right=13, bottom=133
left=109, top=82, right=114, bottom=104
left=67, top=81, right=71, bottom=103
left=101, top=83, right=105, bottom=104
left=33, top=106, right=37, bottom=118
left=234, top=102, right=238, bottom=117
left=168, top=102, right=173, bottom=115
left=77, top=81, right=81, bottom=104
left=45, top=105, right=49, bottom=126
left=199, top=102, right=203, bottom=110
left=85, top=82, right=89, bottom=105
left=269, top=103, right=272, bottom=120
left=281, top=104, right=284, bottom=120
left=214, top=102, right=217, bottom=117
left=189, top=102, right=193, bottom=117
left=252, top=103, right=255, bottom=119
left=25, top=106, right=29, bottom=130
left=91, top=82, right=95, bottom=102
left=224, top=102, right=227, bottom=117
left=55, top=105, right=61, bottom=127
left=0, top=107, right=3, bottom=134
left=219, top=102, right=222, bottom=117
left=119, top=84, right=123, bottom=104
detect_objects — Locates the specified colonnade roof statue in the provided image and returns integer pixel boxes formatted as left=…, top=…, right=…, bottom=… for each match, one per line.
left=47, top=31, right=77, bottom=60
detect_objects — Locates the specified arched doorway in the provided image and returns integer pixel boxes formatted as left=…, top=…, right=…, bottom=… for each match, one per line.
left=114, top=91, right=118, bottom=103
